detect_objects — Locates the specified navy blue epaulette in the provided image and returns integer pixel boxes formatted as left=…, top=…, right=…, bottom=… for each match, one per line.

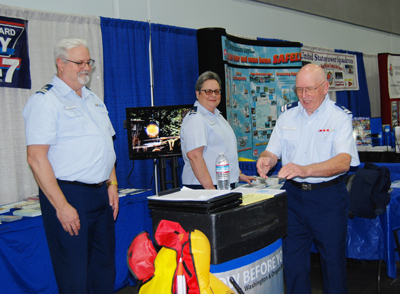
left=280, top=101, right=299, bottom=113
left=188, top=106, right=197, bottom=115
left=36, top=84, right=53, bottom=94
left=335, top=103, right=352, bottom=115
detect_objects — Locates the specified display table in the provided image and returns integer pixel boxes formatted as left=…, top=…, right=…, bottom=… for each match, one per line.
left=0, top=190, right=153, bottom=293
left=239, top=161, right=400, bottom=279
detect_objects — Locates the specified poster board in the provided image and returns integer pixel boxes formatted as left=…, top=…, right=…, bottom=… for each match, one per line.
left=352, top=117, right=372, bottom=146
left=301, top=46, right=359, bottom=91
left=197, top=28, right=301, bottom=160
left=378, top=53, right=400, bottom=127
left=387, top=55, right=400, bottom=99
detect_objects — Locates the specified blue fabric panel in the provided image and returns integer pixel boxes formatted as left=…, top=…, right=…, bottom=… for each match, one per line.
left=0, top=191, right=154, bottom=293
left=114, top=190, right=154, bottom=290
left=100, top=17, right=154, bottom=190
left=335, top=49, right=371, bottom=117
left=151, top=23, right=199, bottom=106
left=0, top=217, right=58, bottom=293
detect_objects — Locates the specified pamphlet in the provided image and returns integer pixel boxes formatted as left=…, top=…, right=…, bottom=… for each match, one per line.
left=13, top=209, right=42, bottom=217
left=0, top=215, right=23, bottom=222
left=0, top=207, right=10, bottom=214
left=352, top=117, right=372, bottom=146
left=232, top=186, right=285, bottom=205
left=14, top=202, right=40, bottom=210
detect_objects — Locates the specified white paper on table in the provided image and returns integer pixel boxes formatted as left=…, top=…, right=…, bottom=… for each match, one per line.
left=148, top=188, right=235, bottom=202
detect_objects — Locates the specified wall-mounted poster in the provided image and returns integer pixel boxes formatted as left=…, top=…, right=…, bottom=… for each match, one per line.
left=302, top=46, right=358, bottom=91
left=387, top=55, right=400, bottom=99
left=197, top=28, right=302, bottom=160
left=225, top=67, right=298, bottom=159
left=352, top=117, right=372, bottom=146
left=0, top=16, right=31, bottom=89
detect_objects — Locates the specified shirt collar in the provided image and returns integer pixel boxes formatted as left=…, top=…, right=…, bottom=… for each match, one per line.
left=194, top=100, right=220, bottom=116
left=52, top=74, right=90, bottom=99
left=298, top=93, right=330, bottom=117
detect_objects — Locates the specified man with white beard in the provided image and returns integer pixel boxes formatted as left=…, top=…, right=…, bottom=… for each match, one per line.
left=23, top=38, right=119, bottom=294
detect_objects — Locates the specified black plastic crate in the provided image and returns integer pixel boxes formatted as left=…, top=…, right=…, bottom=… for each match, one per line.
left=150, top=192, right=287, bottom=264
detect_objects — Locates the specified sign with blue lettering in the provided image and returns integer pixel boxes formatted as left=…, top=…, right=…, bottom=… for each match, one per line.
left=0, top=16, right=31, bottom=89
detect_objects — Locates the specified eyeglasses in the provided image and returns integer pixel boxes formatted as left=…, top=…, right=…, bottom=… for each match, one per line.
left=201, top=89, right=222, bottom=95
left=62, top=58, right=95, bottom=69
left=293, top=81, right=326, bottom=95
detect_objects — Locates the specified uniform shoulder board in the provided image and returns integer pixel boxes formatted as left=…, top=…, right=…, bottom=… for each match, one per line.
left=188, top=106, right=197, bottom=115
left=36, top=84, right=53, bottom=94
left=280, top=101, right=298, bottom=113
left=335, top=103, right=352, bottom=115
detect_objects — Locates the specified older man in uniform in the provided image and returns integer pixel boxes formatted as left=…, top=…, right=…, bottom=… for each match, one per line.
left=23, top=38, right=118, bottom=294
left=257, top=64, right=359, bottom=294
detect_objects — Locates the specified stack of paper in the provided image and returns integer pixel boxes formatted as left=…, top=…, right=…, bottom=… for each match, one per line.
left=13, top=209, right=42, bottom=217
left=0, top=215, right=23, bottom=222
left=0, top=207, right=10, bottom=214
left=148, top=189, right=242, bottom=213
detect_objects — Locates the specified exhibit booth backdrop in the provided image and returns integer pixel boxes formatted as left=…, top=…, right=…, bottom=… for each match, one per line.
left=0, top=4, right=378, bottom=204
left=0, top=5, right=105, bottom=205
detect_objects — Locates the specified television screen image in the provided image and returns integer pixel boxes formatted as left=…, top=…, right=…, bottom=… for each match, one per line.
left=126, top=105, right=192, bottom=160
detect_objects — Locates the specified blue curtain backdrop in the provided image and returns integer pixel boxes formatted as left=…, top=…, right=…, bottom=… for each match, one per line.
left=150, top=23, right=199, bottom=190
left=101, top=19, right=199, bottom=191
left=335, top=49, right=371, bottom=117
left=100, top=17, right=154, bottom=190
left=151, top=23, right=199, bottom=106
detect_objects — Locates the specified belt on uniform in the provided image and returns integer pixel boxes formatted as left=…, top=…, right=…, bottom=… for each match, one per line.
left=57, top=179, right=105, bottom=188
left=288, top=176, right=344, bottom=191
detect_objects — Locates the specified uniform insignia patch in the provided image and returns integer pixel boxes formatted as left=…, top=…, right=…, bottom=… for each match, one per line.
left=280, top=101, right=299, bottom=113
left=335, top=103, right=352, bottom=115
left=189, top=106, right=197, bottom=115
left=36, top=84, right=53, bottom=94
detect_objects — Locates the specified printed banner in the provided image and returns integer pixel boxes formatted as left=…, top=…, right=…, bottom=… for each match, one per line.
left=222, top=36, right=302, bottom=68
left=387, top=55, right=400, bottom=99
left=210, top=239, right=284, bottom=294
left=0, top=16, right=31, bottom=89
left=222, top=36, right=301, bottom=160
left=302, top=48, right=358, bottom=91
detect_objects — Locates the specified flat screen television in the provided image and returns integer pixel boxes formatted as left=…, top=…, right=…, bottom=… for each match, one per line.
left=126, top=104, right=192, bottom=160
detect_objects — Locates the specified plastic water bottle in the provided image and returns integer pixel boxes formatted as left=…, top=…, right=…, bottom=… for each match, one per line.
left=215, top=153, right=230, bottom=190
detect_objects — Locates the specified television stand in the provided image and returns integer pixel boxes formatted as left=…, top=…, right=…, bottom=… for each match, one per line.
left=158, top=156, right=180, bottom=192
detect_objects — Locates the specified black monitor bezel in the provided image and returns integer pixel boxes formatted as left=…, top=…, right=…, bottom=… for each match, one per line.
left=126, top=104, right=192, bottom=160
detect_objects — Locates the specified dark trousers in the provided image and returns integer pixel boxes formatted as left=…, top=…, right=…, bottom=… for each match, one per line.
left=282, top=181, right=349, bottom=294
left=39, top=182, right=115, bottom=294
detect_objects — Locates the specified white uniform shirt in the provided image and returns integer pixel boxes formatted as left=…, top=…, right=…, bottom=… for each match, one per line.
left=180, top=101, right=240, bottom=185
left=23, top=75, right=116, bottom=184
left=266, top=94, right=360, bottom=183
